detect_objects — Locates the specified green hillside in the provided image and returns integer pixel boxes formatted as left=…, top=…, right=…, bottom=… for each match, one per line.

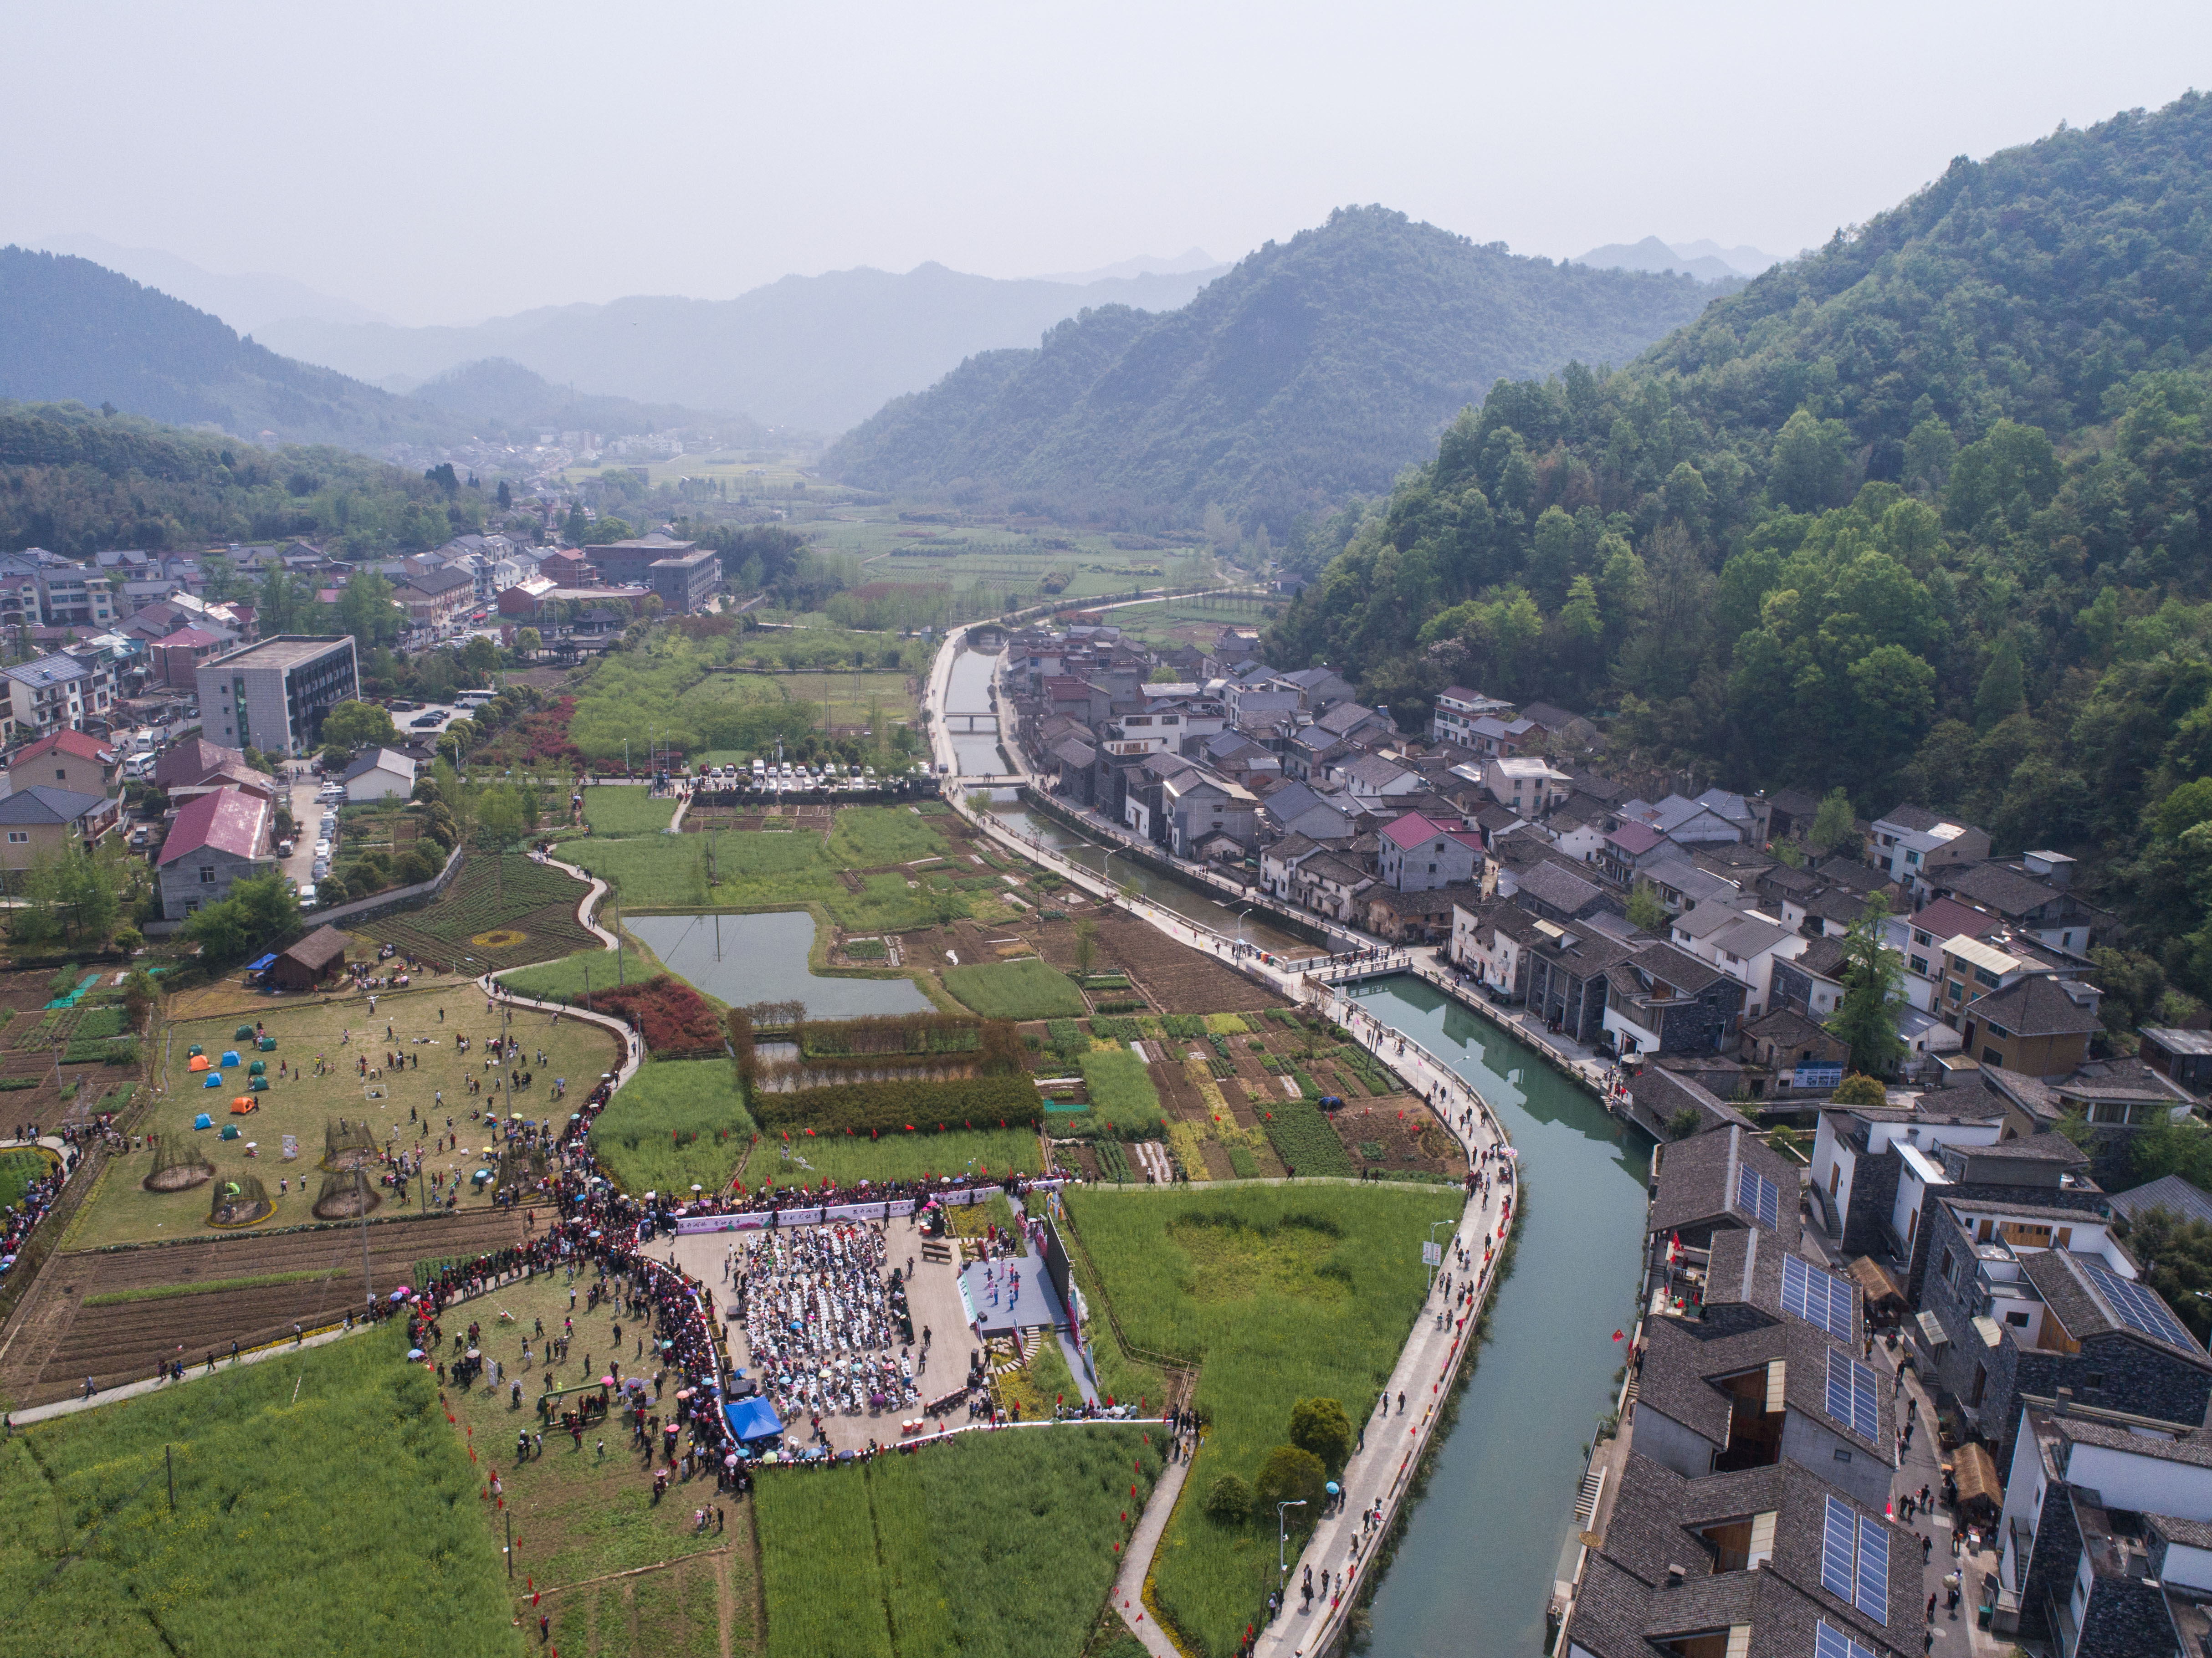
left=824, top=206, right=1723, bottom=532
left=0, top=399, right=492, bottom=557
left=1267, top=92, right=2212, bottom=992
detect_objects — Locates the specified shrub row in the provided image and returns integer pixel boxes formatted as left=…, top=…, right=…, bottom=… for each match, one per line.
left=798, top=1013, right=982, bottom=1057
left=589, top=976, right=726, bottom=1058
left=751, top=1072, right=1042, bottom=1135
left=1256, top=1095, right=1355, bottom=1178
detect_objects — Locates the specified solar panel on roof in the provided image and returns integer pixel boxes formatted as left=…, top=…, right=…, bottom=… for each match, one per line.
left=1815, top=1621, right=1880, bottom=1658
left=1820, top=1495, right=1856, bottom=1603
left=1854, top=1514, right=1888, bottom=1622
left=1783, top=1253, right=1856, bottom=1340
left=1737, top=1162, right=1780, bottom=1228
left=2079, top=1256, right=2197, bottom=1351
left=1824, top=1347, right=1880, bottom=1443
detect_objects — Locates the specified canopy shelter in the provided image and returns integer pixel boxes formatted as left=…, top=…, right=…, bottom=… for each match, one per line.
left=724, top=1397, right=783, bottom=1443
left=1849, top=1255, right=1907, bottom=1316
left=245, top=953, right=278, bottom=975
left=1951, top=1442, right=2001, bottom=1520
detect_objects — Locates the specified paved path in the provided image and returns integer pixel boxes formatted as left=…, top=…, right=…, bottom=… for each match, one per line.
left=1115, top=1448, right=1193, bottom=1656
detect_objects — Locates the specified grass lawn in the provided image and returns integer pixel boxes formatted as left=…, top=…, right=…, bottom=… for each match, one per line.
left=589, top=1059, right=755, bottom=1197
left=754, top=1425, right=1160, bottom=1658
left=1064, top=1184, right=1445, bottom=1657
left=498, top=945, right=659, bottom=1003
left=0, top=1324, right=516, bottom=1658
left=442, top=1269, right=754, bottom=1658
left=737, top=1125, right=1042, bottom=1192
left=942, top=959, right=1086, bottom=1020
left=72, top=984, right=620, bottom=1250
left=583, top=787, right=681, bottom=837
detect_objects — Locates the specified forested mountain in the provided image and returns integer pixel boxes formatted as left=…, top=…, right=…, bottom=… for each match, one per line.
left=0, top=399, right=501, bottom=557
left=0, top=247, right=481, bottom=450
left=406, top=358, right=754, bottom=445
left=1267, top=94, right=2212, bottom=990
left=822, top=207, right=1721, bottom=531
left=259, top=262, right=1227, bottom=434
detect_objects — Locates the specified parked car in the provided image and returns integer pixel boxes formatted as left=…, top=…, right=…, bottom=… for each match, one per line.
left=276, top=839, right=296, bottom=858
left=297, top=885, right=318, bottom=911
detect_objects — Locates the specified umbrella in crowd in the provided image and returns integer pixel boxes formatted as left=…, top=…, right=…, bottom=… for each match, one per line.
left=737, top=1223, right=918, bottom=1423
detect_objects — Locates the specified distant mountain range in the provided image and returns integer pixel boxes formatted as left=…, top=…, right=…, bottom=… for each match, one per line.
left=30, top=233, right=399, bottom=333
left=254, top=262, right=1229, bottom=434
left=0, top=248, right=743, bottom=455
left=824, top=206, right=1725, bottom=531
left=1572, top=236, right=1782, bottom=283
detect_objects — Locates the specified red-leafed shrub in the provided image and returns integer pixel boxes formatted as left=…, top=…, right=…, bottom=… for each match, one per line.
left=591, top=976, right=725, bottom=1058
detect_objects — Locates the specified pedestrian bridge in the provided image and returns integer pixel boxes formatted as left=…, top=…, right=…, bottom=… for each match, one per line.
left=944, top=712, right=999, bottom=733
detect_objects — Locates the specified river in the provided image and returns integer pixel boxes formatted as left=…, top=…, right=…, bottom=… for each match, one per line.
left=1338, top=976, right=1653, bottom=1656
left=945, top=646, right=1010, bottom=777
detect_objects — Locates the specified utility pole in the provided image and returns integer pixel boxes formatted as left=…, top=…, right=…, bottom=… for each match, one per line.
left=166, top=1444, right=174, bottom=1514
left=358, top=1167, right=374, bottom=1308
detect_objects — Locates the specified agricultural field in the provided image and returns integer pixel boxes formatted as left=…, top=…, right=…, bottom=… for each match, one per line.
left=737, top=1124, right=1042, bottom=1192
left=0, top=1325, right=517, bottom=1658
left=1029, top=911, right=1289, bottom=1014
left=1098, top=590, right=1283, bottom=649
left=353, top=853, right=599, bottom=973
left=588, top=1058, right=755, bottom=1196
left=753, top=1424, right=1161, bottom=1658
left=498, top=945, right=659, bottom=1003
left=447, top=1270, right=753, bottom=1655
left=67, top=983, right=619, bottom=1250
left=0, top=1144, right=53, bottom=1210
left=0, top=1208, right=524, bottom=1407
left=942, top=958, right=1087, bottom=1020
left=678, top=669, right=918, bottom=740
left=581, top=785, right=681, bottom=836
left=1063, top=1183, right=1444, bottom=1657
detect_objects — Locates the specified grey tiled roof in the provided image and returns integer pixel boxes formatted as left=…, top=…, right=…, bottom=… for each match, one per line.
left=2108, top=1174, right=2212, bottom=1229
left=2020, top=1248, right=2211, bottom=1366
left=2055, top=1413, right=2212, bottom=1469
left=1646, top=1123, right=1800, bottom=1243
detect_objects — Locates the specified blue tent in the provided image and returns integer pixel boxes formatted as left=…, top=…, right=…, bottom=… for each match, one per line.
left=219, top=1050, right=241, bottom=1067
left=204, top=1073, right=224, bottom=1088
left=193, top=1112, right=213, bottom=1130
left=245, top=954, right=278, bottom=972
left=724, top=1397, right=783, bottom=1443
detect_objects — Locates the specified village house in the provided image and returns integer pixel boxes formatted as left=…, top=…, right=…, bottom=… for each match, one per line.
left=155, top=785, right=274, bottom=920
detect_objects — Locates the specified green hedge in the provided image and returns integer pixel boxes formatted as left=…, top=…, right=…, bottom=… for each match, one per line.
left=751, top=1073, right=1041, bottom=1135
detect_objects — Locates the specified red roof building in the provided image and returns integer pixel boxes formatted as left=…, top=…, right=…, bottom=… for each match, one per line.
left=155, top=785, right=274, bottom=921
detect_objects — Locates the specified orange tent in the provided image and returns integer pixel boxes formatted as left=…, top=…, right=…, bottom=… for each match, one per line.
left=230, top=1098, right=258, bottom=1114
left=188, top=1054, right=210, bottom=1072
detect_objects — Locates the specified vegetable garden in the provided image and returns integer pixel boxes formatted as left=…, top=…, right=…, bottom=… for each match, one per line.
left=353, top=853, right=598, bottom=972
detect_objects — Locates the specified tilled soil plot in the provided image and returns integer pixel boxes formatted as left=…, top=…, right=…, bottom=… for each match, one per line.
left=0, top=1208, right=526, bottom=1404
left=1032, top=914, right=1287, bottom=1014
left=1333, top=1096, right=1470, bottom=1182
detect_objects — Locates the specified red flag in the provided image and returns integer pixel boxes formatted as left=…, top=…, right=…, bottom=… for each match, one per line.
left=1612, top=1330, right=1624, bottom=1342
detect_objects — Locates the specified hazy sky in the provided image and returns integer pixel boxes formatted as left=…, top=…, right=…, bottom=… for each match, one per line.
left=9, top=0, right=2209, bottom=326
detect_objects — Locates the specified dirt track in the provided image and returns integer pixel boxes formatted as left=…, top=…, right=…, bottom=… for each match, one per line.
left=0, top=1208, right=526, bottom=1405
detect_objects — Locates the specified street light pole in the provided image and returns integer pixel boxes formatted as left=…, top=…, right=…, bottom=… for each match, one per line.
left=1277, top=1498, right=1307, bottom=1611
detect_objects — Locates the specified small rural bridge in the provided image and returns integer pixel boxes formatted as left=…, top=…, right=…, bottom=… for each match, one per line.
left=943, top=712, right=1000, bottom=733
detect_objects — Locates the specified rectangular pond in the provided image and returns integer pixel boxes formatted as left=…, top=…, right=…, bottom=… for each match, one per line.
left=625, top=911, right=932, bottom=1018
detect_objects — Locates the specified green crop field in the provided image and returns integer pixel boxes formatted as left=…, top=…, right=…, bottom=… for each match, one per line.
left=0, top=1146, right=51, bottom=1213
left=0, top=1327, right=516, bottom=1658
left=826, top=806, right=948, bottom=867
left=753, top=1425, right=1160, bottom=1658
left=569, top=828, right=967, bottom=931
left=680, top=670, right=919, bottom=737
left=1075, top=1049, right=1166, bottom=1136
left=738, top=1124, right=1042, bottom=1192
left=353, top=852, right=599, bottom=973
left=942, top=959, right=1086, bottom=1020
left=581, top=786, right=681, bottom=836
left=1064, top=1184, right=1444, bottom=1656
left=588, top=1058, right=754, bottom=1196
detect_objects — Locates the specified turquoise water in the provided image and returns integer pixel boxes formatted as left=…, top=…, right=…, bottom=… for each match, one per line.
left=1340, top=976, right=1654, bottom=1656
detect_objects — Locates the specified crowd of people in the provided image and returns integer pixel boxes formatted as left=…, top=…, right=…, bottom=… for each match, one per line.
left=733, top=1225, right=921, bottom=1428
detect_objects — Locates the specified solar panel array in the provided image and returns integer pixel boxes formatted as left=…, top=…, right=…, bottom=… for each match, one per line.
left=1817, top=1496, right=1889, bottom=1622
left=1824, top=1347, right=1881, bottom=1443
left=1782, top=1252, right=1856, bottom=1340
left=1815, top=1620, right=1882, bottom=1658
left=2078, top=1256, right=2198, bottom=1351
left=1737, top=1162, right=1780, bottom=1228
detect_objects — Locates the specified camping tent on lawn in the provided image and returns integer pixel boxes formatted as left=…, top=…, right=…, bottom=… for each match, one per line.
left=193, top=1112, right=213, bottom=1130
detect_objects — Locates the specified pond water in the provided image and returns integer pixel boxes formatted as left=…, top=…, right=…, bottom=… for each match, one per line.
left=1341, top=976, right=1654, bottom=1656
left=625, top=911, right=932, bottom=1018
